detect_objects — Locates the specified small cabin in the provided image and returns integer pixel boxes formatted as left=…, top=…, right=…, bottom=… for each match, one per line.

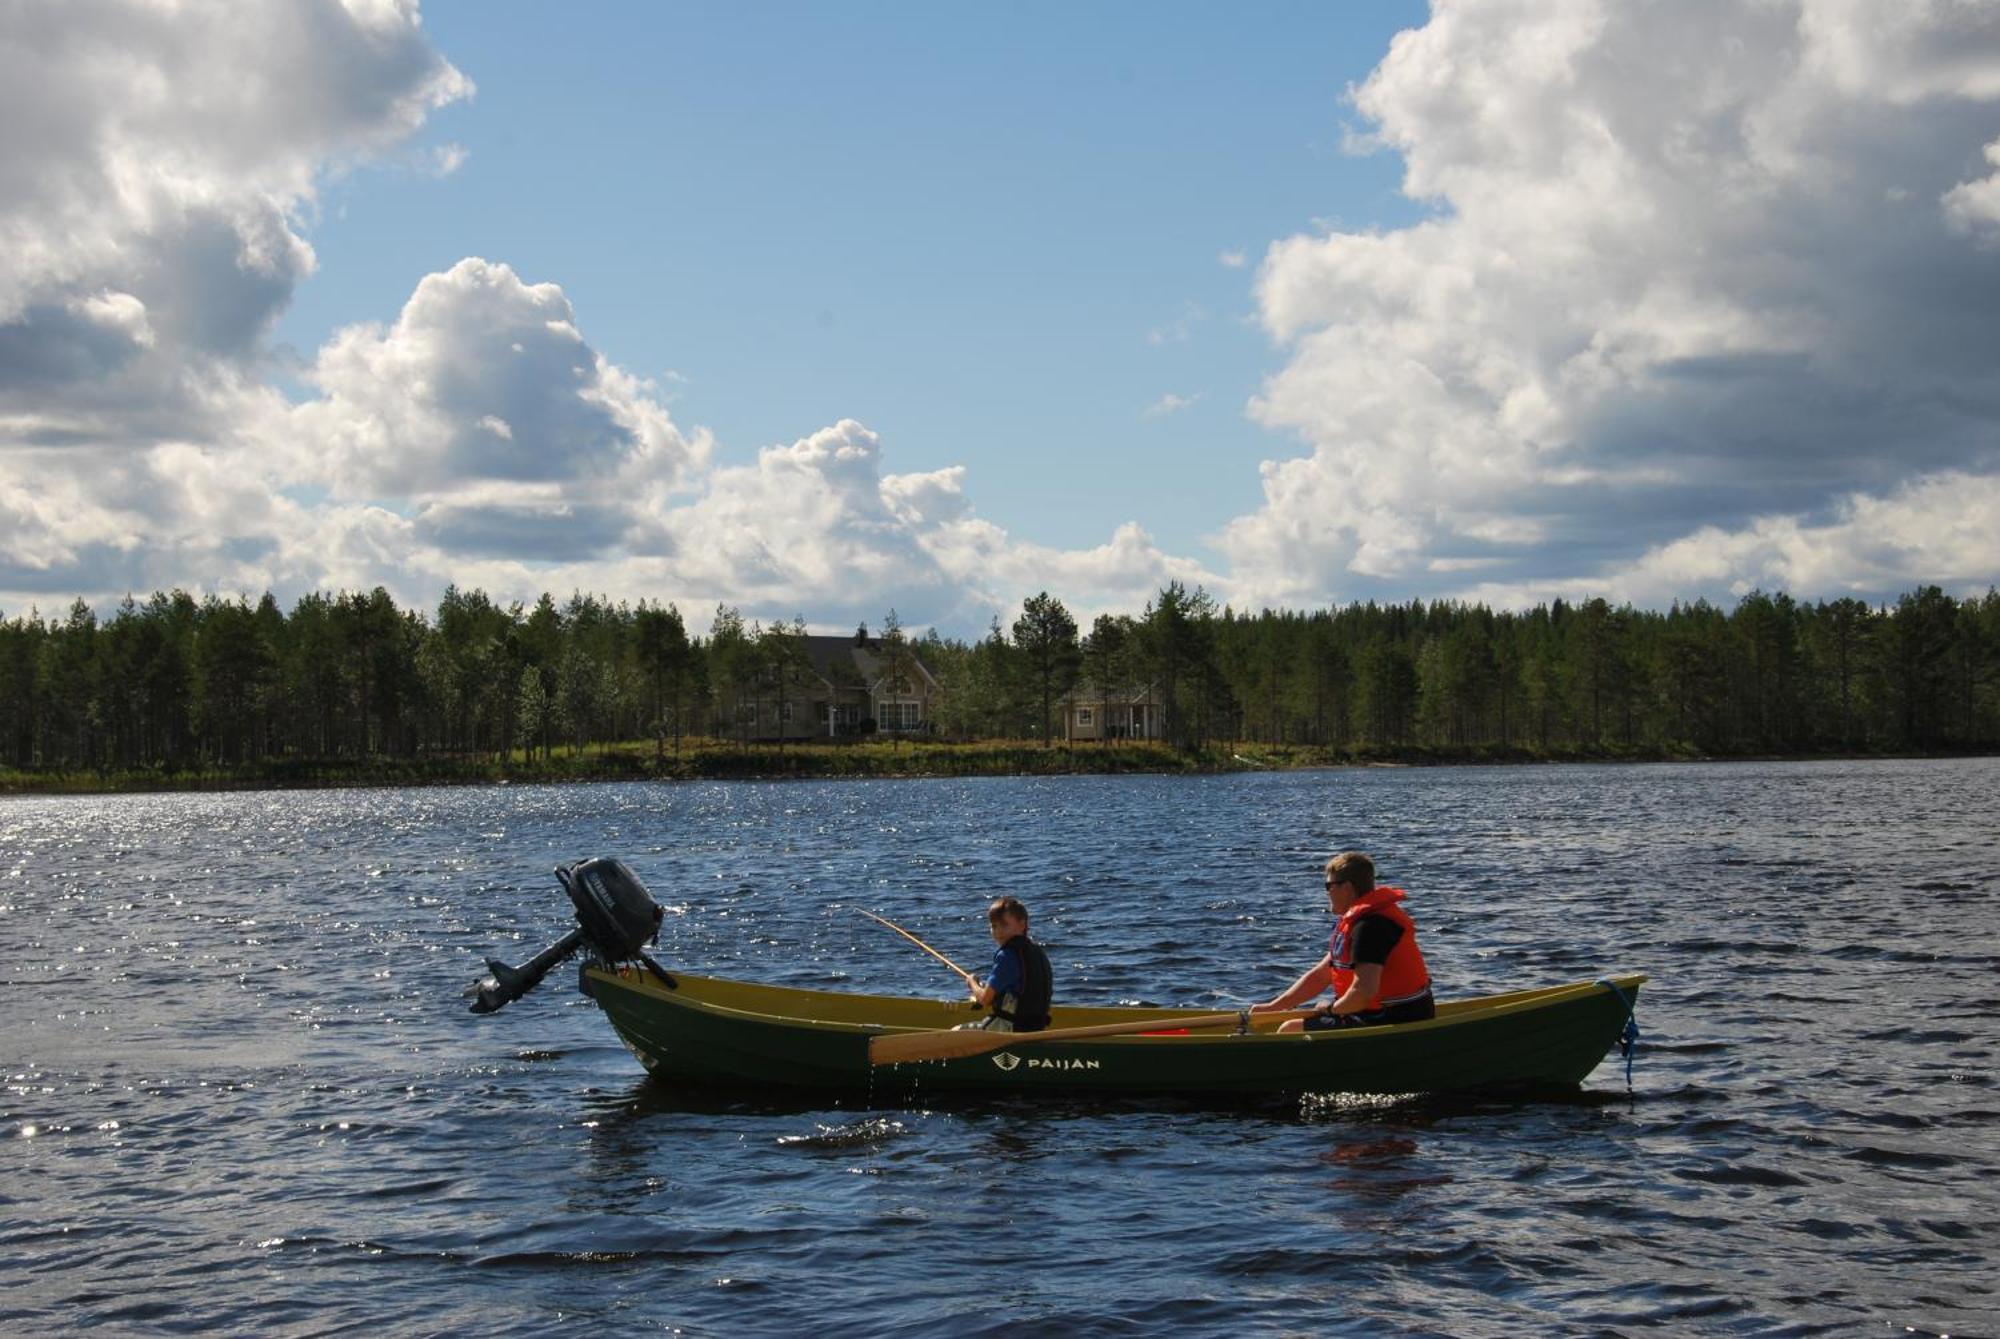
left=1057, top=682, right=1161, bottom=742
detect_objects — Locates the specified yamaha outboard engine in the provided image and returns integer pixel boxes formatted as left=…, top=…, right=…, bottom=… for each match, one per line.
left=468, top=857, right=668, bottom=1014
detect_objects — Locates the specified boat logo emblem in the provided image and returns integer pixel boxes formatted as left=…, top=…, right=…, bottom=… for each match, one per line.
left=992, top=1052, right=1020, bottom=1071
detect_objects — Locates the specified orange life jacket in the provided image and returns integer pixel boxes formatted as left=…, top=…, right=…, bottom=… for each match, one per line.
left=1327, top=886, right=1431, bottom=1010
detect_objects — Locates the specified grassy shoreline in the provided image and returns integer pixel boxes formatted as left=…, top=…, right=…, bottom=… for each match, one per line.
left=2, top=737, right=1991, bottom=795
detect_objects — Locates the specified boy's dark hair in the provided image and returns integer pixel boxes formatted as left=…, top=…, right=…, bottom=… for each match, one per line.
left=987, top=896, right=1029, bottom=926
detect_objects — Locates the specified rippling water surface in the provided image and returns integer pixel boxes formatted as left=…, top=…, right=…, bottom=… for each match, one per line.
left=3, top=760, right=1996, bottom=1335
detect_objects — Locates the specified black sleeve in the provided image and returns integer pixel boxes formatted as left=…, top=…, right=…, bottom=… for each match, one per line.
left=1350, top=914, right=1404, bottom=967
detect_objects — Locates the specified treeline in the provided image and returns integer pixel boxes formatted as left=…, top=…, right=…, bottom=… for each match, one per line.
left=930, top=584, right=2000, bottom=755
left=2, top=580, right=1997, bottom=775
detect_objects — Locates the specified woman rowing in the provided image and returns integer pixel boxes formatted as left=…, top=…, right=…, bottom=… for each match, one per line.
left=1250, top=851, right=1435, bottom=1033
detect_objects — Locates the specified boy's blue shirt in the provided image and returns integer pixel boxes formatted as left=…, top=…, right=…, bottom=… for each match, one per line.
left=987, top=942, right=1023, bottom=997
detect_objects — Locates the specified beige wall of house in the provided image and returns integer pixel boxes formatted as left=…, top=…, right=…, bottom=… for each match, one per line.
left=1063, top=699, right=1158, bottom=741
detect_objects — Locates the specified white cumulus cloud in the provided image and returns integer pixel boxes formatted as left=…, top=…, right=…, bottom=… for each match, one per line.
left=20, top=0, right=1994, bottom=636
left=1218, top=0, right=2000, bottom=610
left=0, top=0, right=470, bottom=445
left=0, top=0, right=471, bottom=604
left=288, top=257, right=709, bottom=507
left=1943, top=137, right=2000, bottom=239
left=0, top=3, right=1191, bottom=633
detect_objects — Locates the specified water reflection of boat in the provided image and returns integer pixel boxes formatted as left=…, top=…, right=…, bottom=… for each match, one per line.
left=468, top=857, right=1644, bottom=1099
left=582, top=966, right=1645, bottom=1098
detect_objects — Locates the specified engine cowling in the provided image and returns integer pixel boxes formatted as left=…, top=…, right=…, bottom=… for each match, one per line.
left=559, top=857, right=663, bottom=960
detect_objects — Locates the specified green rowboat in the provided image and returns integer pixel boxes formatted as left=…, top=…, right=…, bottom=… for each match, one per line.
left=581, top=965, right=1647, bottom=1097
left=467, top=857, right=1643, bottom=1099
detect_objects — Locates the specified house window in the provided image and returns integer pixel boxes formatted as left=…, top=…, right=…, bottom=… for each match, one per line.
left=1076, top=707, right=1094, bottom=726
left=735, top=702, right=758, bottom=724
left=879, top=701, right=919, bottom=730
left=780, top=702, right=794, bottom=723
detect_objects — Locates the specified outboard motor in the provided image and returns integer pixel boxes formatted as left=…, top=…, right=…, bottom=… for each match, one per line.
left=468, top=857, right=669, bottom=1014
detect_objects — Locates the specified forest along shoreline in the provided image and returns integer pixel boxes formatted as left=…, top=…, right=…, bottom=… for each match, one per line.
left=5, top=740, right=1997, bottom=795
left=4, top=580, right=1996, bottom=795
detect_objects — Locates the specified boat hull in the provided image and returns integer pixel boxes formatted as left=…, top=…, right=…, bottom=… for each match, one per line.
left=582, top=967, right=1646, bottom=1098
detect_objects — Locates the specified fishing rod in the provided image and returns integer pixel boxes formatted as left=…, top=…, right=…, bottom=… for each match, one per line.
left=856, top=907, right=977, bottom=987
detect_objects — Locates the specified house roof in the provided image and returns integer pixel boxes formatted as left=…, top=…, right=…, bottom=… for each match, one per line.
left=1057, top=680, right=1157, bottom=706
left=799, top=634, right=937, bottom=693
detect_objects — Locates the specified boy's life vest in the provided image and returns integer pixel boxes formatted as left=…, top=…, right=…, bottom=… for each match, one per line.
left=992, top=933, right=1053, bottom=1032
left=1326, top=886, right=1431, bottom=1010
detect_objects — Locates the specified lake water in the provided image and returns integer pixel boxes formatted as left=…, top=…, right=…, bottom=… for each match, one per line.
left=3, top=759, right=1996, bottom=1336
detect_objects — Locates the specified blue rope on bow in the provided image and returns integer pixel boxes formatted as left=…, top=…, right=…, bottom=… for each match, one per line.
left=1595, top=978, right=1640, bottom=1091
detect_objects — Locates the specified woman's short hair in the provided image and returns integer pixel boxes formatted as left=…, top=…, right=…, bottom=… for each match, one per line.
left=1323, top=851, right=1376, bottom=892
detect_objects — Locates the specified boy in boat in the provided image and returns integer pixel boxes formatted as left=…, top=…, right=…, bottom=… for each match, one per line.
left=957, top=896, right=1053, bottom=1032
left=1249, top=851, right=1434, bottom=1033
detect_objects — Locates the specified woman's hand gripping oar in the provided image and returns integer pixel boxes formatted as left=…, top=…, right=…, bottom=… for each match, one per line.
left=856, top=907, right=981, bottom=998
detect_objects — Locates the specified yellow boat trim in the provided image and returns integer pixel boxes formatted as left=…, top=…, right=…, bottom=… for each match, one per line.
left=585, top=967, right=1647, bottom=1043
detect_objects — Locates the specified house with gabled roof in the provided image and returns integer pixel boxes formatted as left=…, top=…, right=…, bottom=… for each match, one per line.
left=1056, top=681, right=1161, bottom=742
left=732, top=627, right=941, bottom=740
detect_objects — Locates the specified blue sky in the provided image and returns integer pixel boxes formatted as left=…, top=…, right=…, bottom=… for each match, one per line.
left=280, top=3, right=1426, bottom=564
left=5, top=1, right=2000, bottom=636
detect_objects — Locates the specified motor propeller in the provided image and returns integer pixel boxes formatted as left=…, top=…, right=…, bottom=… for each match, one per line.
left=468, top=857, right=669, bottom=1014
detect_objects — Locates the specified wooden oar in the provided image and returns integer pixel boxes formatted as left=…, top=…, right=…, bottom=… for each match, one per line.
left=871, top=1010, right=1267, bottom=1066
left=856, top=908, right=976, bottom=984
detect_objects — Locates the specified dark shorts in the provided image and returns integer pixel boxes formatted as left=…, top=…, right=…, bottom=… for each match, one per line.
left=1302, top=991, right=1436, bottom=1031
